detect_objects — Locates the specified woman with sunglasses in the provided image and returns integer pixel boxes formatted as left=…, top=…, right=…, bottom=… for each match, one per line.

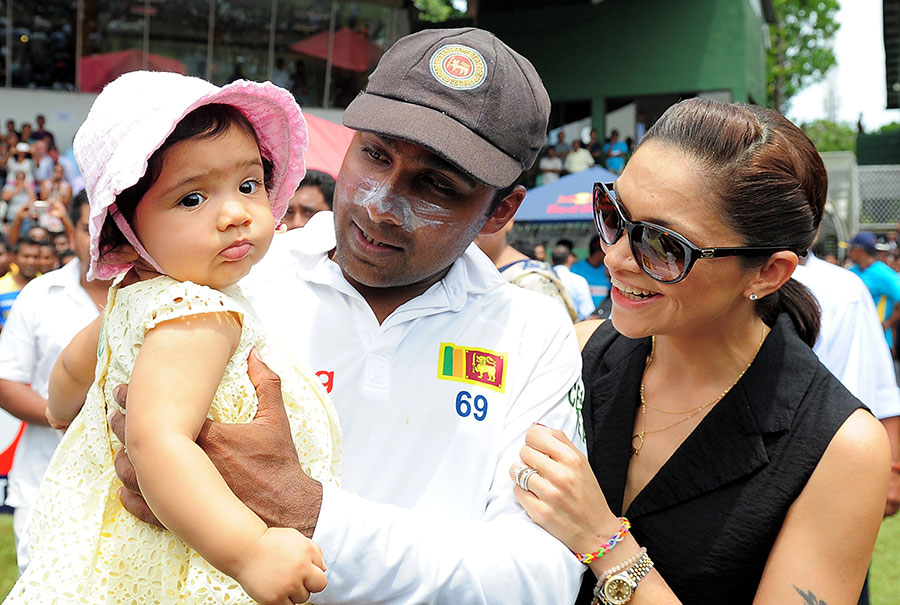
left=510, top=98, right=889, bottom=605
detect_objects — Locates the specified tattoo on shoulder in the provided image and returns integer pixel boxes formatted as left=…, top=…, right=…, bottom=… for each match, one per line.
left=794, top=586, right=827, bottom=605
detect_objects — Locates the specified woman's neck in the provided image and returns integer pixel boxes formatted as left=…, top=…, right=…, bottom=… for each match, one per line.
left=645, top=313, right=769, bottom=398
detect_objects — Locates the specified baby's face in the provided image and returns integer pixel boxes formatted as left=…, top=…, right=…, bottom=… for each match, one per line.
left=132, top=124, right=275, bottom=290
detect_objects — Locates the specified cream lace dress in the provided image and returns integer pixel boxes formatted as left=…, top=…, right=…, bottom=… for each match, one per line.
left=6, top=275, right=342, bottom=604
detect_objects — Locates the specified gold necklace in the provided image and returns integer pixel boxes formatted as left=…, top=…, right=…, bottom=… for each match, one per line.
left=631, top=327, right=766, bottom=457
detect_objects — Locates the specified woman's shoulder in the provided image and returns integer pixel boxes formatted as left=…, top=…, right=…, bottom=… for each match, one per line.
left=575, top=319, right=605, bottom=351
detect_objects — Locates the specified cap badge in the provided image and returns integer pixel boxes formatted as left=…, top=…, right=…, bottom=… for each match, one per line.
left=429, top=44, right=487, bottom=90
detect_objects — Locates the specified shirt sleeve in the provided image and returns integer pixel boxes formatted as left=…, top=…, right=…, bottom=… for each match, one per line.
left=311, top=313, right=586, bottom=604
left=816, top=289, right=900, bottom=419
left=0, top=286, right=38, bottom=385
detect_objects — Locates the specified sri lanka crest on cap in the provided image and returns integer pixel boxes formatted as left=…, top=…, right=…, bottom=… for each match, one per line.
left=429, top=44, right=487, bottom=90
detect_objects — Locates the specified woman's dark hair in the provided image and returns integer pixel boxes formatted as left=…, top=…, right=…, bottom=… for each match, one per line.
left=641, top=98, right=824, bottom=346
left=98, top=104, right=274, bottom=262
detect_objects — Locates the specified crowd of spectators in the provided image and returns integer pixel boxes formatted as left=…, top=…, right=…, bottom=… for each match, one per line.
left=537, top=127, right=637, bottom=185
left=0, top=115, right=83, bottom=329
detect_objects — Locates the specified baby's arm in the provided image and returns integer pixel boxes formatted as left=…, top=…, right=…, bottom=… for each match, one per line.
left=48, top=315, right=104, bottom=428
left=125, top=311, right=326, bottom=604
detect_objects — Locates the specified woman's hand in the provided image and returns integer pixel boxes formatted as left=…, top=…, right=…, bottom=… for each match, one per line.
left=510, top=424, right=619, bottom=555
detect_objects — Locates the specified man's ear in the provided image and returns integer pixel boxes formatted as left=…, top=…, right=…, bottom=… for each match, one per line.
left=479, top=185, right=526, bottom=236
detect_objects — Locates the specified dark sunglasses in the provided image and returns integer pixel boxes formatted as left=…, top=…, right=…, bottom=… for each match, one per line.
left=592, top=181, right=803, bottom=284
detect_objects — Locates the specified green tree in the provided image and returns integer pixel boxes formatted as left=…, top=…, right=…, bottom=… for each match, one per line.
left=877, top=122, right=900, bottom=134
left=801, top=119, right=856, bottom=153
left=767, top=0, right=840, bottom=113
left=413, top=0, right=465, bottom=23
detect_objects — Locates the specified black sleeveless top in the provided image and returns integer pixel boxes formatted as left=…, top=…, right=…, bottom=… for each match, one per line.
left=576, top=315, right=863, bottom=604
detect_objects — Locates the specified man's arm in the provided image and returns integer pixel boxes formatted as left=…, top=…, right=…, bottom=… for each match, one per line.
left=113, top=308, right=586, bottom=604
left=884, top=303, right=900, bottom=332
left=0, top=380, right=50, bottom=425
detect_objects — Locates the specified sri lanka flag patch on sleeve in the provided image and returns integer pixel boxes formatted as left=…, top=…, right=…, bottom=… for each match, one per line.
left=437, top=342, right=507, bottom=392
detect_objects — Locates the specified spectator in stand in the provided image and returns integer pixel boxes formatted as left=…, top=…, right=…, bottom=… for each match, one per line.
left=538, top=146, right=564, bottom=184
left=587, top=128, right=604, bottom=164
left=849, top=231, right=900, bottom=351
left=564, top=139, right=595, bottom=174
left=40, top=163, right=73, bottom=208
left=571, top=234, right=611, bottom=309
left=5, top=143, right=35, bottom=187
left=5, top=120, right=18, bottom=141
left=51, top=230, right=71, bottom=258
left=2, top=172, right=37, bottom=223
left=0, top=233, right=10, bottom=277
left=281, top=169, right=335, bottom=230
left=635, top=110, right=646, bottom=144
left=20, top=123, right=33, bottom=144
left=0, top=237, right=43, bottom=328
left=554, top=130, right=571, bottom=158
left=31, top=115, right=54, bottom=146
left=534, top=242, right=547, bottom=261
left=603, top=129, right=628, bottom=174
left=37, top=242, right=59, bottom=274
left=0, top=194, right=109, bottom=573
left=47, top=144, right=83, bottom=197
left=19, top=122, right=34, bottom=145
left=31, top=140, right=54, bottom=184
left=0, top=133, right=18, bottom=184
left=8, top=200, right=72, bottom=247
left=551, top=244, right=593, bottom=320
left=0, top=138, right=7, bottom=185
left=270, top=57, right=293, bottom=91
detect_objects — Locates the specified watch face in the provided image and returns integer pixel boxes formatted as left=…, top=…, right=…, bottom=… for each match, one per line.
left=603, top=576, right=634, bottom=604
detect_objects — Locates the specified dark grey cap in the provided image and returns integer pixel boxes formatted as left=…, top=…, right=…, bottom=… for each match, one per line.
left=343, top=27, right=551, bottom=188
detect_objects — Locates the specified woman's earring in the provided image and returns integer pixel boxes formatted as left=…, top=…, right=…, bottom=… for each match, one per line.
left=749, top=293, right=758, bottom=301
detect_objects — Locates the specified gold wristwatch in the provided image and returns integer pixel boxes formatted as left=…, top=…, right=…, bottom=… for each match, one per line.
left=594, top=552, right=654, bottom=605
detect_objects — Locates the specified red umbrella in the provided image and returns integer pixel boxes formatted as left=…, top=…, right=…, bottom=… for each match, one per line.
left=289, top=27, right=383, bottom=73
left=304, top=113, right=355, bottom=178
left=79, top=49, right=187, bottom=93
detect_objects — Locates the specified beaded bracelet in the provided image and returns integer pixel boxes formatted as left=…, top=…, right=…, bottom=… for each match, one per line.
left=575, top=517, right=631, bottom=564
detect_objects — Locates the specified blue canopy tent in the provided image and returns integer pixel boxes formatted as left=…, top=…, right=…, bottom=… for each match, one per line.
left=516, top=165, right=619, bottom=222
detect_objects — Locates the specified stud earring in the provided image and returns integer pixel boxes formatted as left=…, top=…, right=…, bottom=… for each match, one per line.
left=749, top=293, right=758, bottom=301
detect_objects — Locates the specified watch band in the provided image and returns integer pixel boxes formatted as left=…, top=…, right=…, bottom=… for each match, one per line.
left=592, top=551, right=655, bottom=605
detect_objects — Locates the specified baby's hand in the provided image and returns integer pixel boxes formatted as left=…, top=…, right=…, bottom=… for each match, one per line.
left=236, top=527, right=327, bottom=605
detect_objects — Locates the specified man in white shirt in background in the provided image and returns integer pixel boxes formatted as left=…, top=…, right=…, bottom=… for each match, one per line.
left=552, top=243, right=594, bottom=320
left=538, top=146, right=563, bottom=184
left=563, top=139, right=594, bottom=174
left=793, top=251, right=900, bottom=516
left=0, top=194, right=110, bottom=572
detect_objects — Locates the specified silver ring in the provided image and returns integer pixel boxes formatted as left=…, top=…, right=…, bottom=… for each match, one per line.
left=513, top=463, right=530, bottom=485
left=516, top=465, right=540, bottom=492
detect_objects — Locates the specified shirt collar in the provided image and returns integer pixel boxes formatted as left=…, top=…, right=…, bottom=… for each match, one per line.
left=286, top=211, right=507, bottom=314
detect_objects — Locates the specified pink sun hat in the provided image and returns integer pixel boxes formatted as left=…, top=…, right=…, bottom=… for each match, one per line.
left=74, top=71, right=308, bottom=281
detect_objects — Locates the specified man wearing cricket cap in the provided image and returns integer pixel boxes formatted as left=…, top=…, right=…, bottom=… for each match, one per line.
left=111, top=27, right=585, bottom=603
